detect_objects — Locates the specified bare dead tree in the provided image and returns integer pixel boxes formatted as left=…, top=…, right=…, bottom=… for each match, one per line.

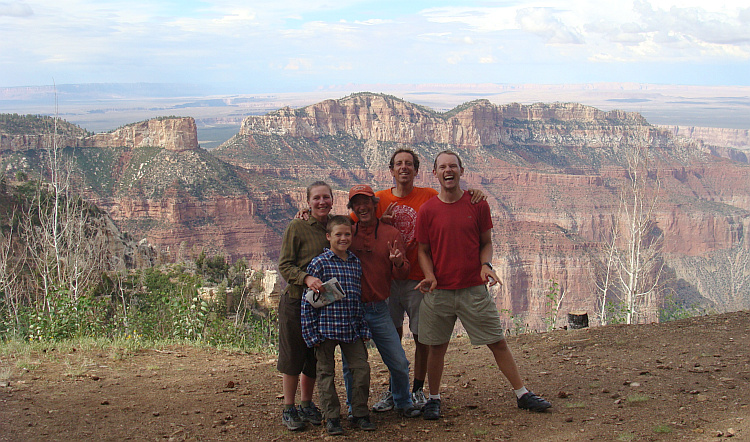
left=0, top=210, right=26, bottom=334
left=598, top=132, right=665, bottom=325
left=22, top=84, right=114, bottom=306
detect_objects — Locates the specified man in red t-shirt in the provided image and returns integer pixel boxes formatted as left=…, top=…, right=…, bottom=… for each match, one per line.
left=415, top=150, right=551, bottom=420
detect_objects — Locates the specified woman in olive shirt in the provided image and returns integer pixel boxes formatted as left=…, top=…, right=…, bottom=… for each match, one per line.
left=276, top=181, right=333, bottom=431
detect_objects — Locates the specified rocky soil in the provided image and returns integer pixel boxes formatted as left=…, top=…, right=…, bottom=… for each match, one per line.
left=1, top=310, right=748, bottom=441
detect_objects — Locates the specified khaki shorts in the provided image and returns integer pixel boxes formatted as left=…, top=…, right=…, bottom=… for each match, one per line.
left=388, top=279, right=423, bottom=335
left=418, top=285, right=505, bottom=346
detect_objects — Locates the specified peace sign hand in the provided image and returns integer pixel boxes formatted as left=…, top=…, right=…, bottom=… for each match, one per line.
left=388, top=240, right=404, bottom=268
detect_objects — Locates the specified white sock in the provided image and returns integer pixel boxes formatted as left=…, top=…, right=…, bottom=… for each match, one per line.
left=429, top=393, right=441, bottom=400
left=514, top=387, right=529, bottom=399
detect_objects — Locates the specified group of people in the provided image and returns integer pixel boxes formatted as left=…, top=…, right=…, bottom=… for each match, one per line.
left=277, top=149, right=552, bottom=435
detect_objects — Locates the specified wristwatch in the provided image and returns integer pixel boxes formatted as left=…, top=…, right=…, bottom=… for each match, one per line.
left=482, top=262, right=493, bottom=270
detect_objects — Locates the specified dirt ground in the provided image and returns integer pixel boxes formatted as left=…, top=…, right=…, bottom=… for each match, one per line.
left=1, top=310, right=749, bottom=442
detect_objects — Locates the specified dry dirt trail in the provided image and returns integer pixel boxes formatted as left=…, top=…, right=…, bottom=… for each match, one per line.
left=1, top=310, right=748, bottom=441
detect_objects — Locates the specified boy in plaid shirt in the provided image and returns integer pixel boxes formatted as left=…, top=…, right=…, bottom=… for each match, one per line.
left=301, top=215, right=374, bottom=435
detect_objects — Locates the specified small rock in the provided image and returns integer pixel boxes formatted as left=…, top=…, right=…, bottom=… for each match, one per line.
left=100, top=400, right=109, bottom=405
left=557, top=391, right=569, bottom=398
left=152, top=411, right=160, bottom=417
left=225, top=381, right=235, bottom=389
left=565, top=417, right=574, bottom=422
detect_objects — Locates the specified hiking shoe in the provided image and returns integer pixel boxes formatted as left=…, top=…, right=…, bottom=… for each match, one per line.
left=395, top=405, right=422, bottom=418
left=422, top=398, right=441, bottom=420
left=412, top=387, right=427, bottom=408
left=298, top=402, right=323, bottom=425
left=282, top=407, right=306, bottom=431
left=517, top=391, right=552, bottom=412
left=326, top=418, right=344, bottom=435
left=372, top=390, right=394, bottom=412
left=351, top=415, right=376, bottom=431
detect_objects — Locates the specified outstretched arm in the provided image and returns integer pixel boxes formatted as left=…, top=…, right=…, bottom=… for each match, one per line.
left=416, top=242, right=437, bottom=293
left=479, top=229, right=501, bottom=287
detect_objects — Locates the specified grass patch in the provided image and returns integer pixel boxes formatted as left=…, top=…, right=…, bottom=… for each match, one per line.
left=63, top=357, right=95, bottom=377
left=626, top=393, right=650, bottom=404
left=617, top=432, right=637, bottom=441
left=0, top=365, right=11, bottom=382
left=653, top=424, right=673, bottom=434
left=565, top=402, right=587, bottom=409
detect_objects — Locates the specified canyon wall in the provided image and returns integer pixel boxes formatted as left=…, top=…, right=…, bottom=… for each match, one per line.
left=4, top=98, right=750, bottom=327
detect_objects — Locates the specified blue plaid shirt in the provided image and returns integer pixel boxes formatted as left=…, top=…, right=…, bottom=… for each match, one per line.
left=301, top=248, right=371, bottom=347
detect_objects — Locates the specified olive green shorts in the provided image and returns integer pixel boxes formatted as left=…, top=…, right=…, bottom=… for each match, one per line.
left=418, top=285, right=505, bottom=346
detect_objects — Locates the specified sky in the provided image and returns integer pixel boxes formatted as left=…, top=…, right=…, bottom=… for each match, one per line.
left=1, top=0, right=749, bottom=93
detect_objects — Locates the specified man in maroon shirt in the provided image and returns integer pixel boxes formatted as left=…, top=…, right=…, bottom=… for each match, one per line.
left=341, top=185, right=422, bottom=418
left=416, top=151, right=552, bottom=420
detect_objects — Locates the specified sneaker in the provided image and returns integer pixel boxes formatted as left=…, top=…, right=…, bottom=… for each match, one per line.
left=517, top=391, right=552, bottom=412
left=412, top=387, right=427, bottom=408
left=394, top=405, right=422, bottom=418
left=326, top=418, right=344, bottom=435
left=422, top=398, right=441, bottom=420
left=372, top=390, right=394, bottom=412
left=298, top=402, right=323, bottom=425
left=351, top=415, right=376, bottom=431
left=282, top=407, right=306, bottom=431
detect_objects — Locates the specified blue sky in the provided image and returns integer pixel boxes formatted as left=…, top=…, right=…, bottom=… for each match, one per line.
left=1, top=0, right=749, bottom=93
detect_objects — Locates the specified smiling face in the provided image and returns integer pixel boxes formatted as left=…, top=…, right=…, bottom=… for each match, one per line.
left=308, top=185, right=333, bottom=222
left=433, top=152, right=463, bottom=192
left=390, top=151, right=418, bottom=186
left=350, top=194, right=376, bottom=225
left=326, top=223, right=352, bottom=257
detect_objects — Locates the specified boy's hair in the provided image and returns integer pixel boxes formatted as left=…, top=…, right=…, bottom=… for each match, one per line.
left=389, top=148, right=420, bottom=172
left=433, top=150, right=463, bottom=170
left=327, top=215, right=352, bottom=233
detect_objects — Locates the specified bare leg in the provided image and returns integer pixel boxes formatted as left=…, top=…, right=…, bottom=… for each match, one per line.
left=487, top=340, right=523, bottom=390
left=282, top=373, right=299, bottom=405
left=426, top=342, right=450, bottom=395
left=300, top=372, right=315, bottom=402
left=413, top=334, right=428, bottom=383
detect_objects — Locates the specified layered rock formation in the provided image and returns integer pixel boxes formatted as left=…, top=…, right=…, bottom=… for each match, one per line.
left=84, top=118, right=199, bottom=151
left=0, top=116, right=198, bottom=152
left=217, top=93, right=750, bottom=326
left=662, top=125, right=750, bottom=150
left=4, top=98, right=750, bottom=327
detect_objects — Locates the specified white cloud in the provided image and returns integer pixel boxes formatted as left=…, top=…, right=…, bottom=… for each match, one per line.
left=1, top=1, right=749, bottom=90
left=284, top=58, right=313, bottom=71
left=0, top=1, right=32, bottom=17
left=516, top=7, right=584, bottom=44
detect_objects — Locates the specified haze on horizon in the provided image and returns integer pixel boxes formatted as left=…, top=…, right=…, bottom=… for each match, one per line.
left=1, top=1, right=749, bottom=93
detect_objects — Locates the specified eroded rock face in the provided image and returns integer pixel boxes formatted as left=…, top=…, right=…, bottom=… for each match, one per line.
left=228, top=94, right=750, bottom=325
left=239, top=95, right=649, bottom=148
left=0, top=117, right=199, bottom=152
left=85, top=118, right=199, bottom=151
left=663, top=125, right=750, bottom=150
left=7, top=100, right=750, bottom=326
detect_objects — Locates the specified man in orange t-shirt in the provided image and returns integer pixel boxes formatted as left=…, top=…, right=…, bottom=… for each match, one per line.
left=367, top=148, right=485, bottom=412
